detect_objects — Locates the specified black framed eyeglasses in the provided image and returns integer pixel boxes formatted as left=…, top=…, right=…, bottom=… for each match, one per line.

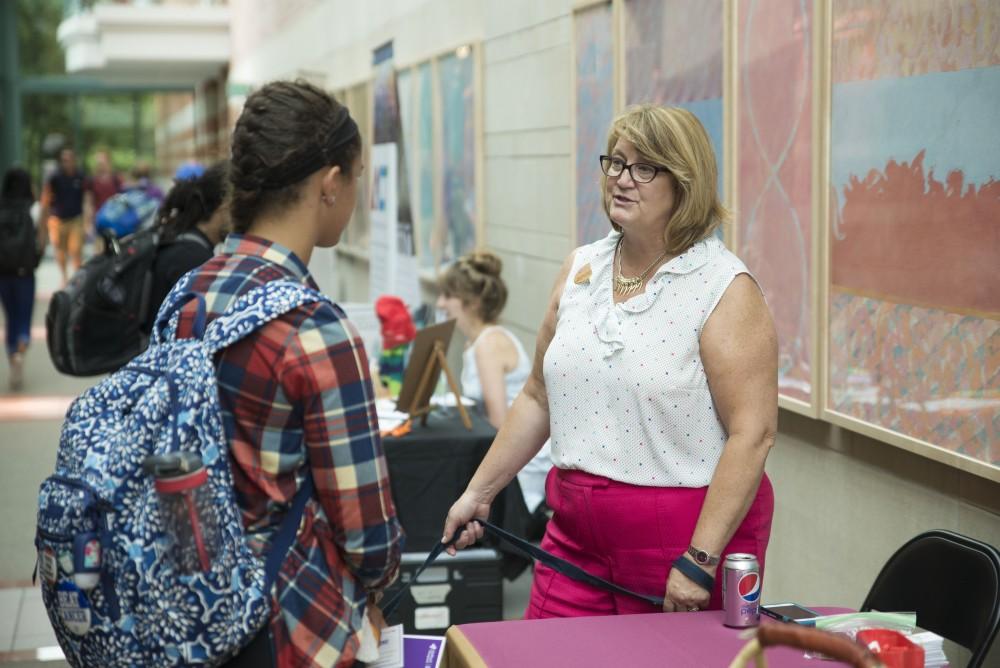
left=599, top=155, right=669, bottom=184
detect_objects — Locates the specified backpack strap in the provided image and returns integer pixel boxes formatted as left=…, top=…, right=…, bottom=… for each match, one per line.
left=264, top=474, right=314, bottom=592
left=204, top=281, right=327, bottom=591
left=203, top=280, right=327, bottom=355
left=169, top=230, right=214, bottom=252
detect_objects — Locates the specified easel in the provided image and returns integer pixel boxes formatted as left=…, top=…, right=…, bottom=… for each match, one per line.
left=403, top=340, right=472, bottom=430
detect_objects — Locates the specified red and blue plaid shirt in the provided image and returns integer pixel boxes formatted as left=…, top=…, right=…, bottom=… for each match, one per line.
left=176, top=234, right=402, bottom=667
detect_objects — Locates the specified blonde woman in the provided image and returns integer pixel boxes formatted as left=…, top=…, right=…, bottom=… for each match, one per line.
left=437, top=251, right=552, bottom=515
left=442, top=106, right=778, bottom=619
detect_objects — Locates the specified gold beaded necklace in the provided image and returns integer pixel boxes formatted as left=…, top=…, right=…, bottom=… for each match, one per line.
left=613, top=237, right=668, bottom=296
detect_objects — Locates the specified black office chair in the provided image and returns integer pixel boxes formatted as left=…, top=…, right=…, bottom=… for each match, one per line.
left=861, top=529, right=1000, bottom=667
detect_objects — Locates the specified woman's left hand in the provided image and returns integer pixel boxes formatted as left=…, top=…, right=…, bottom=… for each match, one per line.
left=663, top=563, right=713, bottom=612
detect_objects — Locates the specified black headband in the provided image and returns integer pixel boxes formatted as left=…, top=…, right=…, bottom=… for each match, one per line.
left=261, top=107, right=359, bottom=190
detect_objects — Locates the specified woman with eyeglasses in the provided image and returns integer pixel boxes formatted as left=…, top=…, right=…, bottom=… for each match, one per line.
left=441, top=105, right=777, bottom=618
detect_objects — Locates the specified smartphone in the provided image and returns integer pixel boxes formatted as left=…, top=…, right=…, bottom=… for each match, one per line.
left=760, top=603, right=821, bottom=623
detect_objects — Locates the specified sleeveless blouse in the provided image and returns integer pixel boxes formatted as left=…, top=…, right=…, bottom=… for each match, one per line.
left=460, top=325, right=532, bottom=405
left=543, top=231, right=751, bottom=487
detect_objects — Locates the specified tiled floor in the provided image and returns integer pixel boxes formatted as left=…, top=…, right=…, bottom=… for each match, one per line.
left=1, top=588, right=61, bottom=652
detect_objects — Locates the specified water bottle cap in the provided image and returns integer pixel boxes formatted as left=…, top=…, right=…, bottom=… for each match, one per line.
left=142, top=452, right=204, bottom=478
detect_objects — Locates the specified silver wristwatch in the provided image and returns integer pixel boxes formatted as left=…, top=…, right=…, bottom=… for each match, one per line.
left=686, top=545, right=721, bottom=566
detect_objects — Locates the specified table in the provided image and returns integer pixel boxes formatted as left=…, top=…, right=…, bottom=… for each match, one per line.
left=445, top=606, right=973, bottom=667
left=445, top=607, right=855, bottom=667
left=383, top=409, right=532, bottom=578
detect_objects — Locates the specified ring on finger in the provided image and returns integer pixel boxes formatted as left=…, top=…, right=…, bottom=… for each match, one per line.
left=688, top=606, right=699, bottom=612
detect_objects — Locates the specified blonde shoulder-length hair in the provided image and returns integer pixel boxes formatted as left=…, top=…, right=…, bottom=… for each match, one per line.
left=602, top=105, right=729, bottom=255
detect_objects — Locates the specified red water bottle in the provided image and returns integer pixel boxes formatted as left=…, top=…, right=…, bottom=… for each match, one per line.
left=143, top=453, right=220, bottom=573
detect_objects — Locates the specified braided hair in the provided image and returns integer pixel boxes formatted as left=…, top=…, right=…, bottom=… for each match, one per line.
left=229, top=80, right=361, bottom=233
left=156, top=162, right=228, bottom=242
left=439, top=250, right=508, bottom=323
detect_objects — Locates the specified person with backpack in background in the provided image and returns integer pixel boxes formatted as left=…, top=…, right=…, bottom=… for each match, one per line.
left=141, top=161, right=229, bottom=335
left=94, top=161, right=164, bottom=242
left=0, top=168, right=46, bottom=391
left=47, top=163, right=225, bottom=378
left=87, top=149, right=122, bottom=214
left=129, top=161, right=165, bottom=203
left=86, top=149, right=122, bottom=254
left=39, top=147, right=89, bottom=288
left=176, top=81, right=402, bottom=666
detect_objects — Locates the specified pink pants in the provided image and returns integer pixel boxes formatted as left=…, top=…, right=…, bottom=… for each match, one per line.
left=526, top=467, right=774, bottom=618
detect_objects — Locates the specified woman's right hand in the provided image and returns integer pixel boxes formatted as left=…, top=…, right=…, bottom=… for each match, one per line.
left=442, top=489, right=492, bottom=556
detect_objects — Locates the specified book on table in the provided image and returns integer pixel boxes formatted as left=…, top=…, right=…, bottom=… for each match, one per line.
left=368, top=625, right=446, bottom=668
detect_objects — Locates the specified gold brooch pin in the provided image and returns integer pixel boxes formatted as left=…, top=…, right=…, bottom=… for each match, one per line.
left=574, top=263, right=592, bottom=285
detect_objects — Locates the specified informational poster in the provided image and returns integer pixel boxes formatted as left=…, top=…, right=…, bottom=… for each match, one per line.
left=371, top=41, right=420, bottom=307
left=370, top=143, right=397, bottom=301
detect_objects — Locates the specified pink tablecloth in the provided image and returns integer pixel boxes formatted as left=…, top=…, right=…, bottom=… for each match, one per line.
left=448, top=606, right=853, bottom=667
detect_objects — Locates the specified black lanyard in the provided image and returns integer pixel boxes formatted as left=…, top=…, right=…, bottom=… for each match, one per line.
left=382, top=519, right=664, bottom=618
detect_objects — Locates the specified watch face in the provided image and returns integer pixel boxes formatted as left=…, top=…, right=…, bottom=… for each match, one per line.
left=695, top=551, right=709, bottom=563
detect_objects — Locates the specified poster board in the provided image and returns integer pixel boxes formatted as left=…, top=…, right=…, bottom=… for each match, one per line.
left=823, top=0, right=1000, bottom=478
left=396, top=319, right=471, bottom=429
left=735, top=0, right=817, bottom=414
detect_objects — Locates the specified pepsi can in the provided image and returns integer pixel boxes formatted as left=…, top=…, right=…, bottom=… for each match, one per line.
left=722, top=553, right=761, bottom=627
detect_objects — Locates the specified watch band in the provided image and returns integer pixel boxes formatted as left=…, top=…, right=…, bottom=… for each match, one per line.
left=672, top=555, right=715, bottom=593
left=687, top=545, right=721, bottom=566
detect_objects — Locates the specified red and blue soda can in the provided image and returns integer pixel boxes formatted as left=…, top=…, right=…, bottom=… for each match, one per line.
left=722, top=553, right=761, bottom=627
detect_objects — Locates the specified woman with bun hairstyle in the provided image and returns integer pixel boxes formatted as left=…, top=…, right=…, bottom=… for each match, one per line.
left=141, top=161, right=229, bottom=334
left=437, top=250, right=552, bottom=516
left=175, top=81, right=402, bottom=667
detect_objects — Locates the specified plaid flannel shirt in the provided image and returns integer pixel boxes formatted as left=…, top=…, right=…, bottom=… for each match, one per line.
left=176, top=234, right=403, bottom=667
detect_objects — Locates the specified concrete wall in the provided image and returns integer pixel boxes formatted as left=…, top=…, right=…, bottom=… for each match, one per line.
left=227, top=0, right=1000, bottom=617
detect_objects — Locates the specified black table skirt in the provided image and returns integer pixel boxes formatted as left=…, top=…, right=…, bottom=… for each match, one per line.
left=383, top=408, right=532, bottom=579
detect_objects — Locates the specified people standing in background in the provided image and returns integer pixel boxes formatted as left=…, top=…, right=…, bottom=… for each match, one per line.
left=39, top=147, right=89, bottom=287
left=141, top=162, right=230, bottom=335
left=436, top=251, right=553, bottom=518
left=129, top=161, right=165, bottom=203
left=86, top=149, right=122, bottom=254
left=0, top=168, right=47, bottom=391
left=87, top=149, right=122, bottom=213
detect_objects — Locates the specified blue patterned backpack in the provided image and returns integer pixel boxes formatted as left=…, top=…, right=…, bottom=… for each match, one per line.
left=36, top=279, right=325, bottom=666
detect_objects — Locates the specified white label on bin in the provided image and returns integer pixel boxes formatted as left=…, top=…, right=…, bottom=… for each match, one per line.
left=411, top=583, right=451, bottom=605
left=415, top=567, right=448, bottom=584
left=414, top=606, right=450, bottom=630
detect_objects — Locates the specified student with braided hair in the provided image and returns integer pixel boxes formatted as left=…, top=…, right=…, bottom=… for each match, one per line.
left=141, top=162, right=229, bottom=334
left=175, top=81, right=402, bottom=667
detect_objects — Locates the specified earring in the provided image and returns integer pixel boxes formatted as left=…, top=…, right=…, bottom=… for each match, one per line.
left=322, top=194, right=336, bottom=206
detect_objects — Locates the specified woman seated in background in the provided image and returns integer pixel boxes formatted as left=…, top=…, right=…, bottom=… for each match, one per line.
left=437, top=251, right=552, bottom=520
left=142, top=162, right=229, bottom=334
